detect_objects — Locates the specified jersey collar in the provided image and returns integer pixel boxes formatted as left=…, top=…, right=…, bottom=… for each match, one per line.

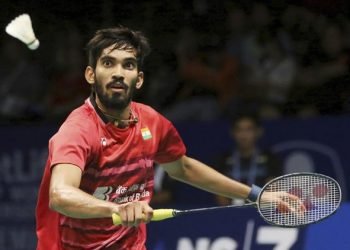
left=89, top=93, right=137, bottom=128
left=89, top=93, right=110, bottom=124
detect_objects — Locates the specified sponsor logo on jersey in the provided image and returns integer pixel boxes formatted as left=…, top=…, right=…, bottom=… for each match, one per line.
left=141, top=127, right=152, bottom=140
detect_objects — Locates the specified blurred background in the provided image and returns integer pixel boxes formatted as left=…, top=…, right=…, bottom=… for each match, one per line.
left=0, top=0, right=350, bottom=249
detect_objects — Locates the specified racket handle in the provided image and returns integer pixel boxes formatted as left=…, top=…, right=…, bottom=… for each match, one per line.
left=112, top=209, right=175, bottom=225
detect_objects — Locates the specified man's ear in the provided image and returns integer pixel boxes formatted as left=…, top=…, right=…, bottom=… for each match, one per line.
left=85, top=66, right=95, bottom=85
left=136, top=71, right=144, bottom=89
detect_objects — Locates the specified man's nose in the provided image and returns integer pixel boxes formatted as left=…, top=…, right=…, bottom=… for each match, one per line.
left=112, top=64, right=124, bottom=78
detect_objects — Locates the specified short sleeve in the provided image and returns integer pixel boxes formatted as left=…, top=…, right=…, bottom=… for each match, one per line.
left=49, top=121, right=93, bottom=171
left=154, top=116, right=186, bottom=164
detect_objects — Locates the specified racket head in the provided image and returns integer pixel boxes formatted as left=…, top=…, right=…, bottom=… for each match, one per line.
left=257, top=172, right=342, bottom=227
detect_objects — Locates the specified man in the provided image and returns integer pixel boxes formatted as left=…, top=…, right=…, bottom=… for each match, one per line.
left=215, top=114, right=282, bottom=205
left=36, top=27, right=290, bottom=250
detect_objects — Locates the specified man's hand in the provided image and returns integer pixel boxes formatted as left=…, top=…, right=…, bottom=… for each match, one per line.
left=115, top=201, right=153, bottom=227
left=260, top=191, right=306, bottom=214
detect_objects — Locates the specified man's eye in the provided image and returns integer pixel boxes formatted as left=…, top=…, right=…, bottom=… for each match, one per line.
left=103, top=61, right=112, bottom=67
left=125, top=62, right=136, bottom=69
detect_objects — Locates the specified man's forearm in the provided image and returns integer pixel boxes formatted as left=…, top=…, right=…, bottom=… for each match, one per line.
left=49, top=185, right=118, bottom=219
left=166, top=156, right=251, bottom=200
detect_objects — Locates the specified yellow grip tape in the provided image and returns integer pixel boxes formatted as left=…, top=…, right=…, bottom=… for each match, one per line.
left=112, top=209, right=174, bottom=225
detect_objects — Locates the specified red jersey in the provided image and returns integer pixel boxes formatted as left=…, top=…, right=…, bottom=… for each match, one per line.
left=36, top=97, right=186, bottom=250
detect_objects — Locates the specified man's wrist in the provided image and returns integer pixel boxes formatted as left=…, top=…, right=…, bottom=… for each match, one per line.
left=108, top=203, right=120, bottom=217
left=247, top=184, right=262, bottom=202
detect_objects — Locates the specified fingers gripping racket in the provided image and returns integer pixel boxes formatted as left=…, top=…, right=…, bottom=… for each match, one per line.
left=112, top=173, right=342, bottom=227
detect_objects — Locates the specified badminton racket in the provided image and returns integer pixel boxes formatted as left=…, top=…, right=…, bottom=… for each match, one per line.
left=112, top=172, right=341, bottom=227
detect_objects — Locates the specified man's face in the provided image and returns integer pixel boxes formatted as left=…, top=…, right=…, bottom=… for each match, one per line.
left=232, top=119, right=260, bottom=150
left=88, top=44, right=143, bottom=111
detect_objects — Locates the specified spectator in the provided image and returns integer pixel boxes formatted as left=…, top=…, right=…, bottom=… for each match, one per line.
left=289, top=21, right=350, bottom=116
left=163, top=27, right=223, bottom=121
left=0, top=39, right=48, bottom=121
left=214, top=113, right=282, bottom=205
left=227, top=3, right=296, bottom=118
left=44, top=25, right=89, bottom=120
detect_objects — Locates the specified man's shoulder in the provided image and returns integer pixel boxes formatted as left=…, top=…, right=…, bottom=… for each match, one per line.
left=257, top=150, right=281, bottom=173
left=132, top=102, right=159, bottom=115
left=132, top=102, right=168, bottom=122
left=259, top=150, right=279, bottom=161
left=58, top=102, right=98, bottom=134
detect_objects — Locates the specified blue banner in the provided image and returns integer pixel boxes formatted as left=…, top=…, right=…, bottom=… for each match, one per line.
left=0, top=125, right=54, bottom=249
left=146, top=204, right=350, bottom=250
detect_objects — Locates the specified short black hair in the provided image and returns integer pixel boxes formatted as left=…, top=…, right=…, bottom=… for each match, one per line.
left=86, top=26, right=151, bottom=70
left=231, top=113, right=262, bottom=128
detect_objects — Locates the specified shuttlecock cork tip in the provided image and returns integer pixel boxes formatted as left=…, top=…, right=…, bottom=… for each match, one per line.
left=5, top=13, right=40, bottom=50
left=27, top=39, right=40, bottom=50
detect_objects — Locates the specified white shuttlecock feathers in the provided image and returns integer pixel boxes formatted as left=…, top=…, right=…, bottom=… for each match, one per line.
left=5, top=14, right=39, bottom=50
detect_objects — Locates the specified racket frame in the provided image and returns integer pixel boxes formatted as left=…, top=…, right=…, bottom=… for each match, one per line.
left=256, top=172, right=342, bottom=227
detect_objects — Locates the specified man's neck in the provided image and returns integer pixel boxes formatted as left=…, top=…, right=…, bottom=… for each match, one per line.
left=95, top=97, right=130, bottom=121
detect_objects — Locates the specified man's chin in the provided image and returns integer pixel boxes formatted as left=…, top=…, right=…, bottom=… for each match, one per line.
left=103, top=97, right=131, bottom=110
left=96, top=88, right=133, bottom=110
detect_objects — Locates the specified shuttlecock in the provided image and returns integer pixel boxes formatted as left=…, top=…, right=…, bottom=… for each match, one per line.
left=5, top=14, right=39, bottom=50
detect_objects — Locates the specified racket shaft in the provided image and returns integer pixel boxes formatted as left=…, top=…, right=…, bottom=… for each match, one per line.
left=112, top=209, right=175, bottom=225
left=112, top=203, right=255, bottom=225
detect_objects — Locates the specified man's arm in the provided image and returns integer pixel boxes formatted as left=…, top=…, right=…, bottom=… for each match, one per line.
left=49, top=164, right=153, bottom=226
left=161, top=156, right=251, bottom=200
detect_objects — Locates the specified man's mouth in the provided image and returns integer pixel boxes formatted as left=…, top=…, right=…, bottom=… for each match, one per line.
left=110, top=85, right=124, bottom=90
left=108, top=81, right=127, bottom=92
left=109, top=87, right=125, bottom=94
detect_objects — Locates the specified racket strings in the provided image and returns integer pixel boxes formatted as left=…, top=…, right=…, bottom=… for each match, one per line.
left=258, top=174, right=341, bottom=227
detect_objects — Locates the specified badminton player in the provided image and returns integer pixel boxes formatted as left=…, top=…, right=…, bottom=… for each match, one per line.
left=36, top=26, right=291, bottom=250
